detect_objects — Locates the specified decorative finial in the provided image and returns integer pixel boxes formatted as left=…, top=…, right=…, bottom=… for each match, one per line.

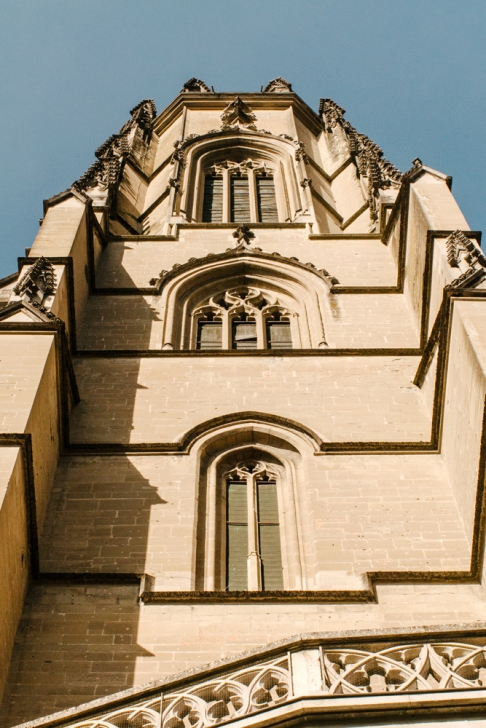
left=232, top=225, right=255, bottom=248
left=221, top=97, right=257, bottom=131
left=181, top=78, right=211, bottom=93
left=263, top=78, right=293, bottom=93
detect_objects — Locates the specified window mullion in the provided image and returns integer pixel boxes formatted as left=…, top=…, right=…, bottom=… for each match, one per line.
left=248, top=168, right=258, bottom=223
left=247, top=474, right=262, bottom=591
left=256, top=310, right=265, bottom=350
left=222, top=168, right=230, bottom=223
left=205, top=466, right=218, bottom=590
left=222, top=311, right=230, bottom=350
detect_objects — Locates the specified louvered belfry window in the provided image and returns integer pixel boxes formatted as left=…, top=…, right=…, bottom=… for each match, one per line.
left=266, top=318, right=292, bottom=350
left=197, top=321, right=222, bottom=350
left=201, top=163, right=280, bottom=223
left=257, top=176, right=278, bottom=223
left=225, top=465, right=283, bottom=592
left=233, top=318, right=257, bottom=350
left=202, top=174, right=223, bottom=222
left=230, top=175, right=251, bottom=223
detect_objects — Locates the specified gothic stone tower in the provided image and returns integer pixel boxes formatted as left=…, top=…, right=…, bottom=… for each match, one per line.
left=1, top=78, right=486, bottom=728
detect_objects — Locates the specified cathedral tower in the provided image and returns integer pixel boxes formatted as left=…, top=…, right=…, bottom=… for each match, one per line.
left=1, top=79, right=486, bottom=727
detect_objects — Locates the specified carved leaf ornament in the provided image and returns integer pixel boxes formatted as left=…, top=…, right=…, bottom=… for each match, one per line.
left=73, top=100, right=157, bottom=193
left=319, top=98, right=402, bottom=225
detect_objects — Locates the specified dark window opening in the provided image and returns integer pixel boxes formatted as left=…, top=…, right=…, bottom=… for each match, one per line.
left=257, top=175, right=278, bottom=223
left=230, top=175, right=250, bottom=223
left=266, top=315, right=292, bottom=350
left=257, top=478, right=283, bottom=591
left=197, top=320, right=222, bottom=350
left=226, top=479, right=248, bottom=591
left=232, top=315, right=257, bottom=350
left=202, top=174, right=223, bottom=222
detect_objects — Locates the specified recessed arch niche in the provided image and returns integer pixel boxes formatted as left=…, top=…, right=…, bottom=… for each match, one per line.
left=193, top=423, right=312, bottom=592
left=178, top=132, right=305, bottom=223
left=159, top=253, right=333, bottom=350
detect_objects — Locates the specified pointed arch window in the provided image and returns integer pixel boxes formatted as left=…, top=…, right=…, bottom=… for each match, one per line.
left=201, top=161, right=280, bottom=223
left=192, top=287, right=293, bottom=350
left=225, top=462, right=283, bottom=592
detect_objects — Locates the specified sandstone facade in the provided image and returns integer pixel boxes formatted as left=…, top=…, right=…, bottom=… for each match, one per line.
left=1, top=79, right=486, bottom=727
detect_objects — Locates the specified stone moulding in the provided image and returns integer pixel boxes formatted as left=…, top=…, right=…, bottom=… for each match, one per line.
left=149, top=247, right=339, bottom=290
left=16, top=630, right=486, bottom=728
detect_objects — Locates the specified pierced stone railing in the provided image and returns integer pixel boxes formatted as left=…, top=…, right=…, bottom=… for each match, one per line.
left=62, top=640, right=486, bottom=728
left=69, top=657, right=290, bottom=728
left=321, top=642, right=486, bottom=694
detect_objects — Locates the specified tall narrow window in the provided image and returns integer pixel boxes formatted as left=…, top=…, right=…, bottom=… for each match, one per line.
left=226, top=478, right=248, bottom=591
left=257, top=477, right=283, bottom=590
left=202, top=174, right=223, bottom=222
left=257, top=176, right=278, bottom=223
left=225, top=462, right=283, bottom=592
left=266, top=315, right=292, bottom=350
left=233, top=316, right=257, bottom=350
left=197, top=320, right=222, bottom=350
left=230, top=175, right=250, bottom=223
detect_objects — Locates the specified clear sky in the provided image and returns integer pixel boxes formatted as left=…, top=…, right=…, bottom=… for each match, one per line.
left=0, top=0, right=484, bottom=276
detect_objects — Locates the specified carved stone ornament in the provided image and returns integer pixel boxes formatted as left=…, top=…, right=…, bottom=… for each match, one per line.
left=263, top=77, right=293, bottom=93
left=232, top=224, right=255, bottom=247
left=443, top=230, right=486, bottom=289
left=65, top=656, right=290, bottom=728
left=322, top=642, right=486, bottom=694
left=58, top=640, right=486, bottom=728
left=295, top=141, right=309, bottom=164
left=224, top=460, right=280, bottom=480
left=194, top=288, right=291, bottom=325
left=170, top=140, right=185, bottom=165
left=14, top=257, right=56, bottom=300
left=149, top=247, right=339, bottom=289
left=446, top=230, right=486, bottom=269
left=181, top=78, right=211, bottom=93
left=221, top=97, right=257, bottom=131
left=319, top=98, right=346, bottom=131
left=319, top=97, right=402, bottom=224
left=73, top=99, right=157, bottom=193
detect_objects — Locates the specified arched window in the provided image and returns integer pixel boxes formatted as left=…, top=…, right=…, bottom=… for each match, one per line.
left=202, top=160, right=279, bottom=223
left=195, top=427, right=310, bottom=592
left=192, top=287, right=293, bottom=350
left=225, top=461, right=283, bottom=591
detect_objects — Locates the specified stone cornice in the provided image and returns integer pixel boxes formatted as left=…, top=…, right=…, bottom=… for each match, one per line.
left=152, top=92, right=322, bottom=137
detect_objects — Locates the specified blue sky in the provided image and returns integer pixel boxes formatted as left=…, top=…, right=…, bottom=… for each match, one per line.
left=0, top=0, right=484, bottom=276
